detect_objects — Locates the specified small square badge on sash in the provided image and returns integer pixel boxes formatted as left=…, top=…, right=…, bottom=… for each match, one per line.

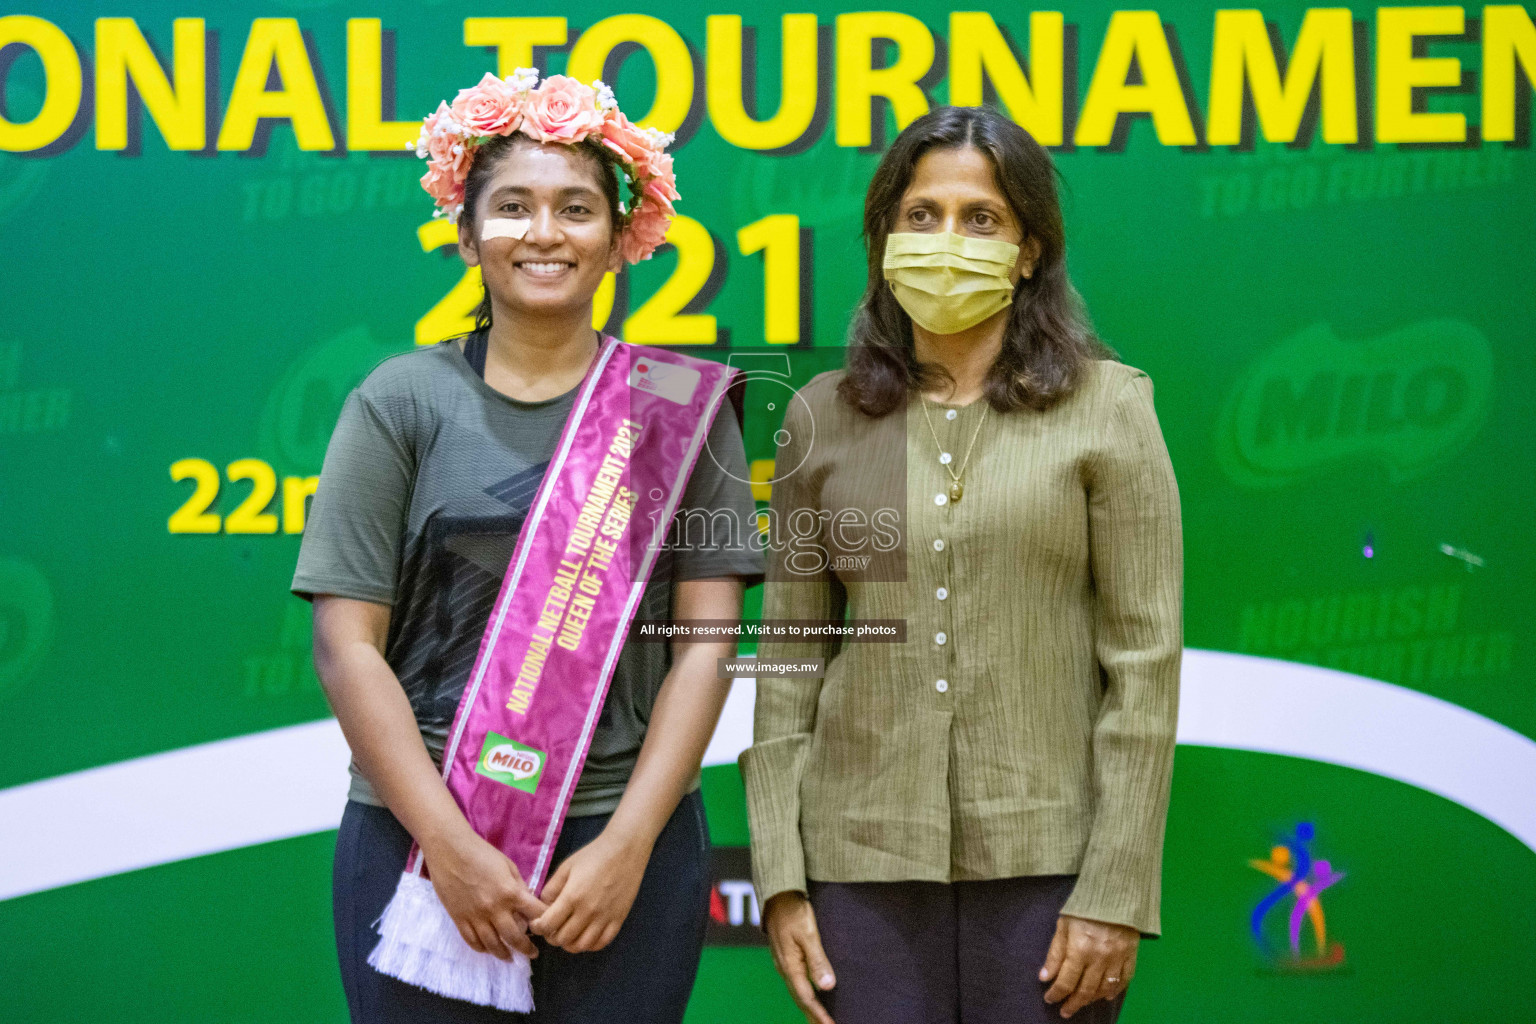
left=628, top=358, right=701, bottom=405
left=476, top=733, right=545, bottom=794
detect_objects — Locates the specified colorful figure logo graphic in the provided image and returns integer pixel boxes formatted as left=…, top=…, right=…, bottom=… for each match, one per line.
left=1248, top=821, right=1346, bottom=970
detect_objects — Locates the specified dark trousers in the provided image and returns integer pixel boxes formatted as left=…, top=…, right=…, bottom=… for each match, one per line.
left=334, top=792, right=711, bottom=1024
left=808, top=876, right=1128, bottom=1024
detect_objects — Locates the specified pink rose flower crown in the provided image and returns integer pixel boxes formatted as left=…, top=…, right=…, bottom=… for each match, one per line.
left=410, top=69, right=679, bottom=264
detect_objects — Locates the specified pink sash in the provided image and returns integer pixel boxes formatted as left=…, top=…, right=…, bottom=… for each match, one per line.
left=369, top=336, right=736, bottom=1010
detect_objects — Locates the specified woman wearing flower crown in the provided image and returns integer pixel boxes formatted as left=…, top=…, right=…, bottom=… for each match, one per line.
left=293, top=70, right=764, bottom=1023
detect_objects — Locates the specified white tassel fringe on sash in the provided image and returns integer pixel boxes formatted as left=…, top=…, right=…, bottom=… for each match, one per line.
left=367, top=871, right=534, bottom=1012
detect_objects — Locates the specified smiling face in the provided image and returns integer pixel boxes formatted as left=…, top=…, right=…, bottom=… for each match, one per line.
left=457, top=139, right=623, bottom=321
left=894, top=145, right=1039, bottom=282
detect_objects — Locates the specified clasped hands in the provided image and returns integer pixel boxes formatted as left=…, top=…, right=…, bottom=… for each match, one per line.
left=424, top=827, right=650, bottom=960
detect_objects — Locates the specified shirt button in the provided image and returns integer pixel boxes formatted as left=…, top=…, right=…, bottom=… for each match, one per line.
left=936, top=678, right=949, bottom=693
left=936, top=587, right=948, bottom=600
left=935, top=631, right=947, bottom=645
left=934, top=493, right=947, bottom=506
left=939, top=452, right=952, bottom=465
left=945, top=408, right=958, bottom=420
left=933, top=539, right=945, bottom=552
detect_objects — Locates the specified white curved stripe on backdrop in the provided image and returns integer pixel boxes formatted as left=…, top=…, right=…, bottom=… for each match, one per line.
left=2, top=649, right=1532, bottom=902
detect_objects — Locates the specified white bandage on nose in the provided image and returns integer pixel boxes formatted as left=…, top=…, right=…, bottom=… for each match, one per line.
left=481, top=217, right=531, bottom=242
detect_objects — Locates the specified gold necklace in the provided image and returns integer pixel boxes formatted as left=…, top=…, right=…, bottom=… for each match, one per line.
left=919, top=395, right=989, bottom=503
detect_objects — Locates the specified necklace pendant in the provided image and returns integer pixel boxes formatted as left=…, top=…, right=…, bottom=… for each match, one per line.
left=949, top=480, right=964, bottom=503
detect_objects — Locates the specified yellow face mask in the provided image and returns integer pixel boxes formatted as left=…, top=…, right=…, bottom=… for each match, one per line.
left=882, top=230, right=1021, bottom=335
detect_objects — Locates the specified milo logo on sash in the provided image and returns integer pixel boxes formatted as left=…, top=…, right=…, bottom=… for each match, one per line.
left=476, top=733, right=545, bottom=794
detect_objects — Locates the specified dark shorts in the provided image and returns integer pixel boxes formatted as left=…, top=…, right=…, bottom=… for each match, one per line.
left=808, top=876, right=1129, bottom=1024
left=334, top=792, right=711, bottom=1024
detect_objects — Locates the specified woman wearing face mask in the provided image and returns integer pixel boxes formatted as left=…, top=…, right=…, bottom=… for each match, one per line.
left=293, top=71, right=764, bottom=1023
left=741, top=105, right=1182, bottom=1024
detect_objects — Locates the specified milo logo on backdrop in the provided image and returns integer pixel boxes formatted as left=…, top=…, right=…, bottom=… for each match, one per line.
left=257, top=325, right=406, bottom=469
left=0, top=559, right=54, bottom=702
left=475, top=733, right=545, bottom=794
left=1217, top=320, right=1491, bottom=487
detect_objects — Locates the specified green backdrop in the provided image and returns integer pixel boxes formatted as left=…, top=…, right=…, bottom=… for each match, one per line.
left=2, top=2, right=1533, bottom=1021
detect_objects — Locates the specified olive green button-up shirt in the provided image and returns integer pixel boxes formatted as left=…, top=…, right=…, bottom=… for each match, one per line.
left=738, top=359, right=1182, bottom=936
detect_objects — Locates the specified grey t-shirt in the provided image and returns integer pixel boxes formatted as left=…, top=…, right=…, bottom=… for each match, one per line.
left=292, top=338, right=764, bottom=815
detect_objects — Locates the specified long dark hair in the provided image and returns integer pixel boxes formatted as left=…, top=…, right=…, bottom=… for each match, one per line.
left=458, top=133, right=624, bottom=335
left=839, top=105, right=1111, bottom=417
